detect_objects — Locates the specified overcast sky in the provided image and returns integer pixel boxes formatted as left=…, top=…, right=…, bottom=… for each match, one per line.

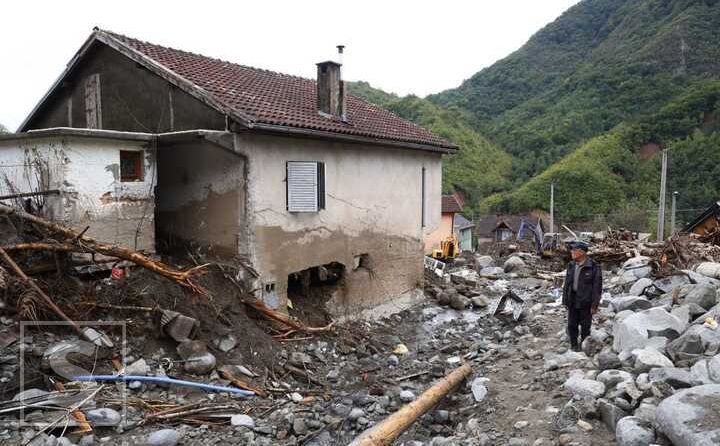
left=0, top=0, right=579, bottom=131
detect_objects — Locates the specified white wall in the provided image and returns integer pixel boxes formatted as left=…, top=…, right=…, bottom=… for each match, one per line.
left=0, top=136, right=156, bottom=251
left=233, top=132, right=443, bottom=315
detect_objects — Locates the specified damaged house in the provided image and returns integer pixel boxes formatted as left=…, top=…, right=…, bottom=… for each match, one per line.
left=0, top=28, right=456, bottom=318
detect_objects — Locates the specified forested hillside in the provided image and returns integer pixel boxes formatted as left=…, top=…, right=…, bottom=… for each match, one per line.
left=351, top=0, right=720, bottom=230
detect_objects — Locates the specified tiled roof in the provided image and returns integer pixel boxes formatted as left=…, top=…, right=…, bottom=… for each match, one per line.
left=98, top=30, right=456, bottom=151
left=441, top=195, right=463, bottom=214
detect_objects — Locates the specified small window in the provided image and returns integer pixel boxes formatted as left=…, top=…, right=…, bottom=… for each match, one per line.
left=120, top=151, right=143, bottom=182
left=287, top=161, right=325, bottom=212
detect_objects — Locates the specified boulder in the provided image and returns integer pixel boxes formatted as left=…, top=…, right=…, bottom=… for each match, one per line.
left=633, top=402, right=657, bottom=424
left=690, top=359, right=714, bottom=385
left=629, top=278, right=653, bottom=297
left=147, top=429, right=180, bottom=446
left=597, top=398, right=628, bottom=432
left=647, top=367, right=693, bottom=389
left=620, top=257, right=652, bottom=283
left=471, top=296, right=489, bottom=308
left=437, top=291, right=452, bottom=306
left=612, top=307, right=686, bottom=353
left=474, top=255, right=495, bottom=270
left=684, top=284, right=718, bottom=310
left=449, top=294, right=471, bottom=310
left=597, top=351, right=622, bottom=371
left=86, top=408, right=121, bottom=426
left=666, top=324, right=720, bottom=363
left=631, top=348, right=673, bottom=373
left=653, top=274, right=691, bottom=294
left=611, top=296, right=652, bottom=313
left=503, top=256, right=526, bottom=273
left=696, top=262, right=720, bottom=280
left=656, top=385, right=720, bottom=446
left=615, top=416, right=655, bottom=446
left=709, top=354, right=720, bottom=382
left=563, top=375, right=606, bottom=399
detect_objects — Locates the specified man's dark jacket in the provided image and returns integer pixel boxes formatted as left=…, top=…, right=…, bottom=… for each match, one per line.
left=562, top=257, right=602, bottom=308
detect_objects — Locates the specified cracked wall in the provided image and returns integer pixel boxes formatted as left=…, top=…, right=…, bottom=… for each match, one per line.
left=0, top=137, right=156, bottom=251
left=233, top=133, right=443, bottom=317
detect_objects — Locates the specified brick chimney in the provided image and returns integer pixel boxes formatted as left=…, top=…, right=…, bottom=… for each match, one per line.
left=316, top=46, right=346, bottom=120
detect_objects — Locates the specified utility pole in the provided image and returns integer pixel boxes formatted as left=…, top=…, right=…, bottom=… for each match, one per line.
left=670, top=191, right=679, bottom=235
left=549, top=181, right=555, bottom=234
left=657, top=149, right=668, bottom=241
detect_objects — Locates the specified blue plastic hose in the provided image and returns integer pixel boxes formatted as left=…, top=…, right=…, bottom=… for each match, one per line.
left=74, top=374, right=255, bottom=397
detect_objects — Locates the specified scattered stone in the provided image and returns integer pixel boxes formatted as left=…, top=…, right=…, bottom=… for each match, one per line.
left=480, top=266, right=504, bottom=276
left=475, top=255, right=495, bottom=270
left=393, top=344, right=409, bottom=355
left=577, top=419, right=593, bottom=432
left=598, top=398, right=628, bottom=432
left=147, top=429, right=180, bottom=446
left=348, top=408, right=364, bottom=421
left=596, top=369, right=634, bottom=388
left=615, top=416, right=655, bottom=446
left=86, top=408, right=121, bottom=427
left=449, top=294, right=471, bottom=310
left=647, top=367, right=693, bottom=389
left=684, top=284, right=718, bottom=310
left=213, top=334, right=238, bottom=352
left=611, top=296, right=652, bottom=313
left=231, top=414, right=255, bottom=428
left=471, top=377, right=489, bottom=402
left=125, top=358, right=149, bottom=375
left=399, top=390, right=415, bottom=402
left=471, top=296, right=489, bottom=308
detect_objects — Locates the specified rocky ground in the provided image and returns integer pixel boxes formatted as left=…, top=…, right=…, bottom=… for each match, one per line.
left=1, top=245, right=720, bottom=445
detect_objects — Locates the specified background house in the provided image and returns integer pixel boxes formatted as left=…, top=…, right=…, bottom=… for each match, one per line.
left=424, top=194, right=462, bottom=254
left=0, top=28, right=456, bottom=319
left=683, top=201, right=720, bottom=236
left=453, top=213, right=474, bottom=252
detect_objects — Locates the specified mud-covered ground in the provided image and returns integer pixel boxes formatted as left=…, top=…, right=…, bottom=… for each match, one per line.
left=0, top=254, right=620, bottom=446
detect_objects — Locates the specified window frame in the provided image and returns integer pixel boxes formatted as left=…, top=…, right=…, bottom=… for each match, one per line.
left=286, top=161, right=325, bottom=213
left=120, top=150, right=144, bottom=182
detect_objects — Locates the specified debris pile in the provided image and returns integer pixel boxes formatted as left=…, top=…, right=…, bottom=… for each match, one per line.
left=2, top=205, right=720, bottom=445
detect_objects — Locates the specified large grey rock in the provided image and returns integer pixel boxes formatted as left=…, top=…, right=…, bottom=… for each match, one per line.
left=653, top=274, right=691, bottom=294
left=684, top=284, right=718, bottom=310
left=633, top=402, right=657, bottom=424
left=563, top=375, right=606, bottom=399
left=598, top=398, right=628, bottom=432
left=696, top=262, right=720, bottom=280
left=667, top=324, right=720, bottom=363
left=615, top=416, right=655, bottom=446
left=690, top=359, right=715, bottom=385
left=503, top=256, right=526, bottom=273
left=620, top=257, right=652, bottom=283
left=709, top=354, right=720, bottom=382
left=647, top=367, right=693, bottom=389
left=613, top=307, right=686, bottom=353
left=597, top=370, right=634, bottom=388
left=629, top=278, right=653, bottom=297
left=611, top=296, right=652, bottom=313
left=474, top=255, right=495, bottom=270
left=656, top=384, right=720, bottom=446
left=543, top=350, right=587, bottom=370
left=479, top=266, right=504, bottom=277
left=597, top=351, right=622, bottom=371
left=631, top=348, right=673, bottom=373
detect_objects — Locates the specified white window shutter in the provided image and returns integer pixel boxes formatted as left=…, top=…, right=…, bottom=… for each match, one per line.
left=287, top=161, right=319, bottom=212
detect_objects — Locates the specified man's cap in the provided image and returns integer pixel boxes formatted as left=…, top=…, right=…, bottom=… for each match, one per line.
left=569, top=241, right=589, bottom=252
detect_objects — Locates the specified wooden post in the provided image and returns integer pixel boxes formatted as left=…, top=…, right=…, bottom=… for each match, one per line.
left=348, top=363, right=472, bottom=446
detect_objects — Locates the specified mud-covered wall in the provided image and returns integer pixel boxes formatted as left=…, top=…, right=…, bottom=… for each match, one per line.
left=155, top=140, right=245, bottom=257
left=233, top=132, right=443, bottom=317
left=24, top=42, right=226, bottom=132
left=0, top=137, right=156, bottom=251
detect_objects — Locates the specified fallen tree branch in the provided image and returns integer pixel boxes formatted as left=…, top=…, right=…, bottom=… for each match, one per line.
left=0, top=246, right=82, bottom=335
left=0, top=206, right=209, bottom=293
left=244, top=297, right=335, bottom=333
left=348, top=363, right=472, bottom=446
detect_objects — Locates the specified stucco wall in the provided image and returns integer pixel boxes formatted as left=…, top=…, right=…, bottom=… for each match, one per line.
left=0, top=137, right=155, bottom=251
left=424, top=213, right=454, bottom=254
left=232, top=132, right=443, bottom=317
left=155, top=140, right=245, bottom=256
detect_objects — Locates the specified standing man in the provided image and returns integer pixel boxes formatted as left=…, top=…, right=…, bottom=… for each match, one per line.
left=562, top=241, right=602, bottom=351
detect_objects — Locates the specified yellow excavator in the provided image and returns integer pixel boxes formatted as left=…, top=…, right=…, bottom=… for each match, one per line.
left=431, top=234, right=460, bottom=260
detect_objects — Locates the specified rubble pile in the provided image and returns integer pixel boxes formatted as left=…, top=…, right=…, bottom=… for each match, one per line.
left=1, top=208, right=720, bottom=445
